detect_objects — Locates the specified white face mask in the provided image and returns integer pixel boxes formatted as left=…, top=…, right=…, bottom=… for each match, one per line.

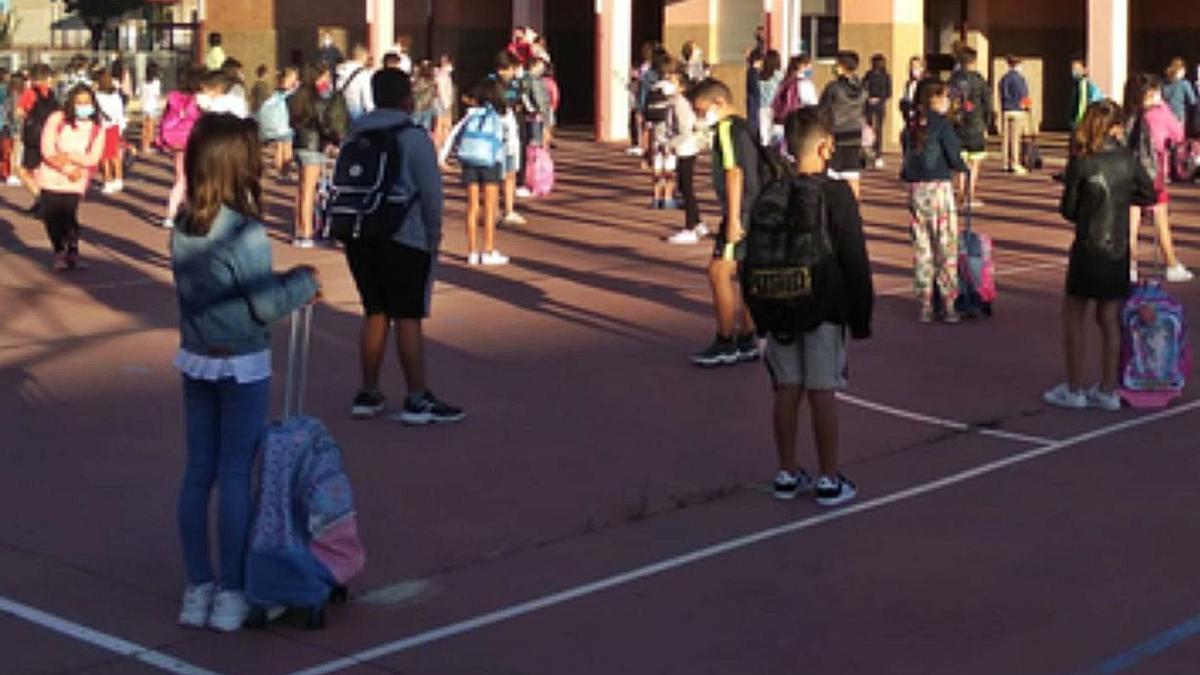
left=704, top=109, right=720, bottom=127
left=661, top=81, right=678, bottom=96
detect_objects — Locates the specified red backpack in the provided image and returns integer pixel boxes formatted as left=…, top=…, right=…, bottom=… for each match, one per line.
left=771, top=77, right=800, bottom=124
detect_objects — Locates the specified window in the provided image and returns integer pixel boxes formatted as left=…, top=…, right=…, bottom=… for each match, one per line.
left=799, top=15, right=839, bottom=59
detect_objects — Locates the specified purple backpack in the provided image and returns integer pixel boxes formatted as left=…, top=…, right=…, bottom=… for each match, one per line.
left=1119, top=282, right=1191, bottom=408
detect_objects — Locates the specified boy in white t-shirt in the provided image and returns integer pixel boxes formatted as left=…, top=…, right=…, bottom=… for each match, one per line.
left=94, top=71, right=127, bottom=193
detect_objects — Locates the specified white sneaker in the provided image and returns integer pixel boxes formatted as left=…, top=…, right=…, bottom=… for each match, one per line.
left=467, top=252, right=481, bottom=266
left=481, top=250, right=510, bottom=266
left=625, top=147, right=644, bottom=157
left=178, top=583, right=215, bottom=628
left=5, top=175, right=21, bottom=186
left=1086, top=386, right=1122, bottom=411
left=873, top=158, right=885, bottom=169
left=502, top=212, right=527, bottom=226
left=1043, top=383, right=1088, bottom=409
left=162, top=217, right=175, bottom=229
left=1130, top=268, right=1139, bottom=283
left=515, top=187, right=534, bottom=199
left=694, top=222, right=710, bottom=238
left=207, top=590, right=250, bottom=632
left=814, top=474, right=857, bottom=507
left=667, top=228, right=701, bottom=245
left=1165, top=264, right=1194, bottom=283
left=101, top=182, right=116, bottom=194
left=1012, top=165, right=1030, bottom=176
left=112, top=179, right=124, bottom=192
left=292, top=238, right=315, bottom=249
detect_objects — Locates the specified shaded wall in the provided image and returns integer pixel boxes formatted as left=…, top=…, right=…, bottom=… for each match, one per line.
left=545, top=0, right=596, bottom=126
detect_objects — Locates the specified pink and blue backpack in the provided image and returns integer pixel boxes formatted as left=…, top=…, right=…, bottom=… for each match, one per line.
left=1119, top=281, right=1191, bottom=409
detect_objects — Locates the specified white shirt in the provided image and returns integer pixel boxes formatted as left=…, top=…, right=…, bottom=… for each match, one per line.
left=204, top=92, right=249, bottom=118
left=798, top=79, right=819, bottom=107
left=138, top=79, right=162, bottom=116
left=95, top=91, right=125, bottom=131
left=336, top=60, right=375, bottom=120
left=174, top=349, right=271, bottom=384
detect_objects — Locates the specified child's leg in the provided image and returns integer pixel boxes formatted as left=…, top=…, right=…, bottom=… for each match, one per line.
left=1152, top=203, right=1182, bottom=267
left=178, top=377, right=219, bottom=586
left=708, top=258, right=740, bottom=337
left=18, top=165, right=40, bottom=198
left=504, top=170, right=516, bottom=216
left=141, top=116, right=152, bottom=153
left=934, top=183, right=960, bottom=307
left=465, top=181, right=481, bottom=254
left=214, top=377, right=270, bottom=591
left=359, top=312, right=390, bottom=392
left=167, top=151, right=186, bottom=218
left=281, top=144, right=293, bottom=178
left=1095, top=299, right=1122, bottom=392
left=298, top=163, right=321, bottom=239
left=665, top=172, right=676, bottom=204
left=1129, top=206, right=1142, bottom=273
left=114, top=145, right=124, bottom=182
left=484, top=182, right=500, bottom=250
left=847, top=177, right=861, bottom=201
left=1062, top=295, right=1088, bottom=390
left=908, top=186, right=936, bottom=309
left=773, top=384, right=803, bottom=474
left=969, top=159, right=981, bottom=202
left=808, top=389, right=840, bottom=477
left=678, top=156, right=700, bottom=229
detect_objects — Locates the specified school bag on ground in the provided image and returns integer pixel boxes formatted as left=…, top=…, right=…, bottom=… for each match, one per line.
left=456, top=106, right=504, bottom=168
left=325, top=122, right=418, bottom=242
left=256, top=91, right=291, bottom=141
left=1118, top=281, right=1191, bottom=409
left=954, top=176, right=996, bottom=317
left=525, top=143, right=554, bottom=197
left=245, top=306, right=366, bottom=630
left=741, top=153, right=839, bottom=340
left=22, top=87, right=59, bottom=152
left=1021, top=132, right=1044, bottom=171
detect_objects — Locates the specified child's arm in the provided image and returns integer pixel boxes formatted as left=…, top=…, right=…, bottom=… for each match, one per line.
left=725, top=165, right=744, bottom=241
left=1059, top=158, right=1083, bottom=221
left=829, top=182, right=874, bottom=339
left=228, top=223, right=318, bottom=325
left=438, top=113, right=469, bottom=166
left=941, top=124, right=970, bottom=173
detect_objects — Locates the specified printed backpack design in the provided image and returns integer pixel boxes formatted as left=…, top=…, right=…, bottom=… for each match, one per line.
left=326, top=124, right=416, bottom=242
left=256, top=91, right=291, bottom=141
left=741, top=172, right=838, bottom=339
left=457, top=106, right=505, bottom=168
left=525, top=144, right=554, bottom=196
left=1119, top=282, right=1191, bottom=409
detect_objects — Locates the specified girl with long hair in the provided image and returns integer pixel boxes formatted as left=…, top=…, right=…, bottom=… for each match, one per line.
left=37, top=83, right=106, bottom=270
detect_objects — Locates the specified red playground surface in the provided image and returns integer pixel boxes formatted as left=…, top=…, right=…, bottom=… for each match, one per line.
left=2, top=133, right=1200, bottom=674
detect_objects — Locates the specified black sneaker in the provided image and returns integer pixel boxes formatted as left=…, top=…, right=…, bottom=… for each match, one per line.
left=735, top=333, right=760, bottom=362
left=350, top=390, right=386, bottom=419
left=396, top=391, right=465, bottom=426
left=814, top=474, right=858, bottom=507
left=773, top=469, right=814, bottom=500
left=690, top=335, right=739, bottom=367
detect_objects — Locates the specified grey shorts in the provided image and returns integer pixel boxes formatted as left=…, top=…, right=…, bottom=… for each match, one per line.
left=295, top=149, right=325, bottom=167
left=764, top=323, right=848, bottom=390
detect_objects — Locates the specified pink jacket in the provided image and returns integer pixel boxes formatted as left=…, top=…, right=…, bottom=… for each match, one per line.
left=1143, top=103, right=1185, bottom=185
left=37, top=111, right=104, bottom=194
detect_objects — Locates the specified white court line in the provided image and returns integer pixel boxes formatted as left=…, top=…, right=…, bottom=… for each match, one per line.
left=836, top=392, right=1056, bottom=446
left=290, top=399, right=1200, bottom=675
left=878, top=259, right=1066, bottom=297
left=0, top=595, right=218, bottom=675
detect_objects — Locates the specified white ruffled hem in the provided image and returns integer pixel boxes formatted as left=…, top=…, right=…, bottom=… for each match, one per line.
left=174, top=349, right=271, bottom=384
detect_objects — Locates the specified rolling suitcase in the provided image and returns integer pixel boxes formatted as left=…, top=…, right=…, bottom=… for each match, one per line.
left=955, top=176, right=996, bottom=318
left=244, top=305, right=366, bottom=630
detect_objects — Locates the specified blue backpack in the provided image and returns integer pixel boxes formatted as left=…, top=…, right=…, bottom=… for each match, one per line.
left=257, top=91, right=291, bottom=141
left=456, top=106, right=504, bottom=168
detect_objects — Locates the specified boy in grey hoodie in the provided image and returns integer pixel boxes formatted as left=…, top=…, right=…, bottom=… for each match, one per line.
left=344, top=69, right=464, bottom=425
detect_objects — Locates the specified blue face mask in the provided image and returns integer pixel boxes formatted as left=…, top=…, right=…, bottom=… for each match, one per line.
left=74, top=104, right=95, bottom=119
left=802, top=68, right=813, bottom=79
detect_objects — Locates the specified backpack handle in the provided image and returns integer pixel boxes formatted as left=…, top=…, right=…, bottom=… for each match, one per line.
left=282, top=304, right=313, bottom=420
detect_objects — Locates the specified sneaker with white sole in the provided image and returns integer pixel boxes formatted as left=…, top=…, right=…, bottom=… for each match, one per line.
left=1165, top=264, right=1194, bottom=283
left=5, top=175, right=21, bottom=186
left=292, top=237, right=315, bottom=249
left=207, top=590, right=249, bottom=632
left=178, top=583, right=215, bottom=628
left=1130, top=268, right=1139, bottom=283
left=773, top=469, right=814, bottom=500
left=735, top=333, right=760, bottom=362
left=395, top=391, right=465, bottom=425
left=350, top=389, right=386, bottom=419
left=112, top=179, right=124, bottom=192
left=501, top=212, right=527, bottom=226
left=625, top=147, right=644, bottom=157
left=814, top=474, right=857, bottom=507
left=481, top=250, right=510, bottom=266
left=516, top=187, right=534, bottom=199
left=873, top=158, right=885, bottom=169
left=1043, top=383, right=1088, bottom=409
left=467, top=252, right=481, bottom=266
left=690, top=335, right=739, bottom=367
left=1086, top=386, right=1122, bottom=411
left=162, top=217, right=176, bottom=229
left=667, top=228, right=701, bottom=245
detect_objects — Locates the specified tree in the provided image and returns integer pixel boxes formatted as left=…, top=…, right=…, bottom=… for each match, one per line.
left=64, top=0, right=145, bottom=51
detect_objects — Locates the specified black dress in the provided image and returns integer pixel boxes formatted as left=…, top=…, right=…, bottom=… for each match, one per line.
left=1060, top=142, right=1157, bottom=300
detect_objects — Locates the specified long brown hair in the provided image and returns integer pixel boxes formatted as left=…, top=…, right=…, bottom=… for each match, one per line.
left=183, top=113, right=263, bottom=235
left=908, top=80, right=946, bottom=153
left=1071, top=99, right=1126, bottom=158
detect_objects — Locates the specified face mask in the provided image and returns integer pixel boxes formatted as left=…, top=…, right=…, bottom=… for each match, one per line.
left=704, top=109, right=720, bottom=127
left=316, top=80, right=332, bottom=96
left=74, top=104, right=94, bottom=118
left=802, top=68, right=813, bottom=79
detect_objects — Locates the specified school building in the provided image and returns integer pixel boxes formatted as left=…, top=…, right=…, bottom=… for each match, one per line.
left=202, top=0, right=1197, bottom=148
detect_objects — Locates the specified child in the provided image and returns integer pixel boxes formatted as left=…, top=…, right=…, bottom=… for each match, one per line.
left=288, top=63, right=346, bottom=248
left=1161, top=58, right=1196, bottom=125
left=687, top=79, right=760, bottom=366
left=94, top=71, right=126, bottom=193
left=17, top=64, right=58, bottom=210
left=411, top=60, right=438, bottom=132
left=433, top=55, right=456, bottom=151
left=862, top=53, right=892, bottom=169
left=1068, top=59, right=1102, bottom=130
left=1125, top=74, right=1191, bottom=282
left=647, top=66, right=677, bottom=210
left=248, top=64, right=272, bottom=114
left=1044, top=101, right=1156, bottom=410
left=901, top=81, right=970, bottom=323
left=138, top=62, right=162, bottom=154
left=259, top=67, right=298, bottom=180
left=38, top=84, right=105, bottom=271
left=948, top=48, right=993, bottom=209
left=5, top=72, right=24, bottom=187
left=768, top=108, right=874, bottom=505
left=171, top=113, right=320, bottom=632
left=819, top=51, right=867, bottom=200
left=757, top=50, right=783, bottom=147
left=160, top=67, right=203, bottom=228
left=494, top=52, right=527, bottom=226
left=441, top=78, right=510, bottom=266
left=666, top=65, right=707, bottom=244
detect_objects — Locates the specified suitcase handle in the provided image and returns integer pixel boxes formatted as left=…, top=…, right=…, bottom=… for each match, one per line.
left=282, top=305, right=313, bottom=420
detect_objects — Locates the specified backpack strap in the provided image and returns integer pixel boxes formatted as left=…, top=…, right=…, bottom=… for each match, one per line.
left=339, top=67, right=365, bottom=94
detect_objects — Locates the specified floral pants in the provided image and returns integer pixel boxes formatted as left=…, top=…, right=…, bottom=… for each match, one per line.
left=907, top=181, right=959, bottom=308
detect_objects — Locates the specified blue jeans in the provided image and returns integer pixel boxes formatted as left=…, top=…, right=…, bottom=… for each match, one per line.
left=178, top=375, right=270, bottom=589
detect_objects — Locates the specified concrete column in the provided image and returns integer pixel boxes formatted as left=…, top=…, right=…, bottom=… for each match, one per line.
left=595, top=0, right=632, bottom=142
left=1087, top=0, right=1127, bottom=103
left=840, top=0, right=924, bottom=152
left=513, top=0, right=546, bottom=32
left=367, top=0, right=395, bottom=65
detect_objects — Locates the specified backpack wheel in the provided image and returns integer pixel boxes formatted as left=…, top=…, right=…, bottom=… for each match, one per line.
left=244, top=606, right=269, bottom=630
left=304, top=606, right=327, bottom=630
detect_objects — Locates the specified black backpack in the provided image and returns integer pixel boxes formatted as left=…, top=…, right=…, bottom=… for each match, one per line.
left=741, top=168, right=839, bottom=340
left=644, top=86, right=671, bottom=123
left=23, top=87, right=59, bottom=150
left=325, top=123, right=418, bottom=243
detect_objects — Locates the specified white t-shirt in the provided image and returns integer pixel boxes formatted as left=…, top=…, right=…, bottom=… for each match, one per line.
left=95, top=91, right=125, bottom=131
left=203, top=92, right=249, bottom=118
left=139, top=79, right=162, bottom=116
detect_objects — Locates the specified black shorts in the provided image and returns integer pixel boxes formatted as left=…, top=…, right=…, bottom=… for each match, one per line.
left=461, top=164, right=504, bottom=186
left=829, top=143, right=863, bottom=174
left=345, top=240, right=433, bottom=319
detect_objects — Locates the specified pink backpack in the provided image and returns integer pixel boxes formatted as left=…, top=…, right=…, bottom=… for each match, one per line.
left=1119, top=281, right=1191, bottom=409
left=771, top=78, right=800, bottom=124
left=158, top=92, right=199, bottom=151
left=526, top=144, right=554, bottom=197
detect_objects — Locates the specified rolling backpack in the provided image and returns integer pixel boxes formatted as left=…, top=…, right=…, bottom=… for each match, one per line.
left=956, top=177, right=996, bottom=317
left=324, top=122, right=418, bottom=243
left=1119, top=281, right=1191, bottom=409
left=245, top=306, right=366, bottom=630
left=456, top=105, right=504, bottom=168
left=525, top=143, right=554, bottom=196
left=741, top=151, right=839, bottom=341
left=256, top=90, right=291, bottom=141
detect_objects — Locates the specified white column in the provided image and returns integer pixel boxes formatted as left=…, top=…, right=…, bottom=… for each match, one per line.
left=367, top=0, right=395, bottom=64
left=1087, top=0, right=1128, bottom=103
left=595, top=0, right=631, bottom=142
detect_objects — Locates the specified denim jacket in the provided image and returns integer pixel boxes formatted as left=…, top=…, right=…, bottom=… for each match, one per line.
left=172, top=205, right=317, bottom=356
